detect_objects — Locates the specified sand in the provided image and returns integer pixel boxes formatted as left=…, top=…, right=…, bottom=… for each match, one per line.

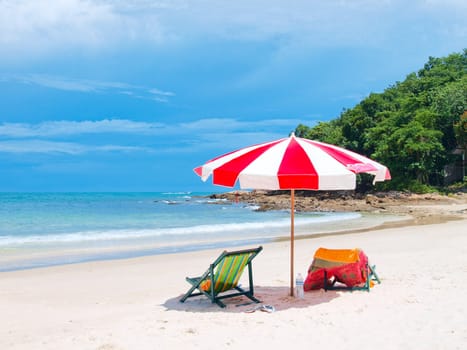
left=1, top=202, right=466, bottom=349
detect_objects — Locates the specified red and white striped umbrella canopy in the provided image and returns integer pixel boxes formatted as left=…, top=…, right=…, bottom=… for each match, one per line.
left=195, top=133, right=391, bottom=190
left=194, top=133, right=390, bottom=296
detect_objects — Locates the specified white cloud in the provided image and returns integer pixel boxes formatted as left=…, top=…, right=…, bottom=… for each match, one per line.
left=0, top=140, right=86, bottom=154
left=0, top=140, right=149, bottom=154
left=0, top=119, right=164, bottom=138
left=1, top=0, right=465, bottom=60
left=17, top=74, right=130, bottom=92
left=18, top=75, right=101, bottom=92
left=0, top=0, right=167, bottom=58
left=0, top=118, right=311, bottom=139
left=0, top=117, right=314, bottom=156
left=148, top=88, right=175, bottom=102
left=149, top=88, right=175, bottom=96
left=8, top=74, right=175, bottom=102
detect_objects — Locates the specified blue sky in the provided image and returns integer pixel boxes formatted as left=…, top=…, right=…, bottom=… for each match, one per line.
left=0, top=0, right=466, bottom=192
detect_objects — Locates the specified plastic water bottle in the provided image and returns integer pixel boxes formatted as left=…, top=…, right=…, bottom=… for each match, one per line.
left=296, top=273, right=304, bottom=299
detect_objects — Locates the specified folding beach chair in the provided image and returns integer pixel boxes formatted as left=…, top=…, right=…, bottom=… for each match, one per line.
left=180, top=246, right=263, bottom=308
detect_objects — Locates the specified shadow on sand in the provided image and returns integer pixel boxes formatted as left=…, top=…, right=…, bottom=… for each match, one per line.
left=162, top=285, right=341, bottom=313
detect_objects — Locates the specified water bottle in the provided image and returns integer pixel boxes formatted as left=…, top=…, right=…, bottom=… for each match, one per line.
left=296, top=273, right=304, bottom=299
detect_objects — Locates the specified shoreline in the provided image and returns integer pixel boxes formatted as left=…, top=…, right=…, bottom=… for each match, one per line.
left=1, top=191, right=465, bottom=273
left=0, top=211, right=406, bottom=273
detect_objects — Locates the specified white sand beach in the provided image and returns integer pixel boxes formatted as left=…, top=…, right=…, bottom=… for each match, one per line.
left=1, top=207, right=466, bottom=349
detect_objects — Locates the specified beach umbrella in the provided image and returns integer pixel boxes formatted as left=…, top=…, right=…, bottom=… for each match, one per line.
left=194, top=133, right=391, bottom=296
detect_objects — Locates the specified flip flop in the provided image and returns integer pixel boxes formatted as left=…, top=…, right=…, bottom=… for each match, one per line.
left=245, top=304, right=276, bottom=313
left=260, top=305, right=275, bottom=313
left=245, top=304, right=263, bottom=313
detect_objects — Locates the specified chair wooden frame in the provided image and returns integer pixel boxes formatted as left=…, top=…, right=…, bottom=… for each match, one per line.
left=180, top=246, right=263, bottom=308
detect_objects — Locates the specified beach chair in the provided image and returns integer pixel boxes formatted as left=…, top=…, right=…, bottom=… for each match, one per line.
left=304, top=248, right=381, bottom=292
left=180, top=246, right=263, bottom=308
left=324, top=261, right=380, bottom=292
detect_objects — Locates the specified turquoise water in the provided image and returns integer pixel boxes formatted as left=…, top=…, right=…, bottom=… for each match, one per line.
left=0, top=192, right=368, bottom=271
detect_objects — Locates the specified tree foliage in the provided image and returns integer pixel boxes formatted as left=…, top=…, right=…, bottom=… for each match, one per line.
left=296, top=49, right=467, bottom=191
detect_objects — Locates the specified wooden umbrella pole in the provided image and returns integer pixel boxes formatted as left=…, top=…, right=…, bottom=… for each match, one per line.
left=290, top=189, right=295, bottom=297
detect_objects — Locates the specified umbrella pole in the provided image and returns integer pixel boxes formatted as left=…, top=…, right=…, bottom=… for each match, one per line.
left=290, top=189, right=295, bottom=296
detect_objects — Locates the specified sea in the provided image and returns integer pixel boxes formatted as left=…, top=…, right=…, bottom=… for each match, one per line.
left=0, top=192, right=403, bottom=272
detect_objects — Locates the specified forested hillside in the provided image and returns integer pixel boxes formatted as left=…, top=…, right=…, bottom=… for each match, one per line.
left=296, top=49, right=466, bottom=192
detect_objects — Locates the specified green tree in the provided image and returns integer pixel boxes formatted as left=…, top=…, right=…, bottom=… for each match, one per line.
left=374, top=121, right=444, bottom=185
left=431, top=76, right=467, bottom=150
left=295, top=121, right=343, bottom=145
left=454, top=111, right=467, bottom=151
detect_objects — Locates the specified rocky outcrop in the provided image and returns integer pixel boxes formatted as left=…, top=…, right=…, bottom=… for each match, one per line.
left=209, top=190, right=467, bottom=220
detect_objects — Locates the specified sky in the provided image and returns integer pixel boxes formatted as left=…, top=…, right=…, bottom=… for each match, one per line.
left=0, top=0, right=466, bottom=192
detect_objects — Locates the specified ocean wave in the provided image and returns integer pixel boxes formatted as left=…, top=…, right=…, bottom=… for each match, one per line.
left=161, top=191, right=192, bottom=195
left=0, top=212, right=361, bottom=247
left=194, top=198, right=228, bottom=204
left=243, top=204, right=261, bottom=211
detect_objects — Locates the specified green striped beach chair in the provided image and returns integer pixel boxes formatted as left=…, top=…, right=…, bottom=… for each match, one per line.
left=180, top=246, right=263, bottom=308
